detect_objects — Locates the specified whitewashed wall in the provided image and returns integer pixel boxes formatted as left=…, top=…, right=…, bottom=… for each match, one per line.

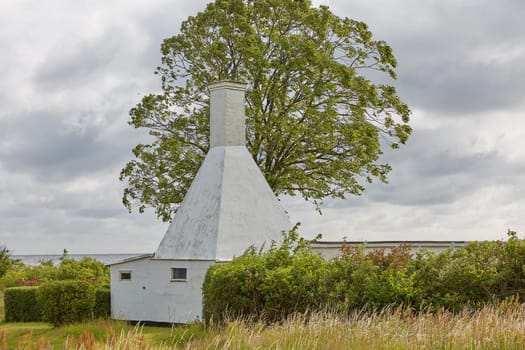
left=311, top=241, right=468, bottom=260
left=110, top=257, right=214, bottom=323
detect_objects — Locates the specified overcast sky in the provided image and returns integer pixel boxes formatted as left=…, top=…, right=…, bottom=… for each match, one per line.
left=1, top=0, right=524, bottom=254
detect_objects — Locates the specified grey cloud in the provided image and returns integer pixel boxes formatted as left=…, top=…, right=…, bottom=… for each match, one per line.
left=30, top=0, right=211, bottom=94
left=34, top=40, right=116, bottom=89
left=333, top=0, right=525, bottom=115
left=322, top=122, right=525, bottom=211
left=362, top=129, right=525, bottom=206
left=71, top=207, right=124, bottom=219
left=0, top=110, right=124, bottom=182
left=397, top=55, right=525, bottom=115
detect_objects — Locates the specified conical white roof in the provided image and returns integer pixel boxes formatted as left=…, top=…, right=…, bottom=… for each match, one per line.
left=154, top=81, right=290, bottom=261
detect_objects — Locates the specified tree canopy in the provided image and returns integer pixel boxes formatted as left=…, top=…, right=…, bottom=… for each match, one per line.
left=120, top=0, right=412, bottom=222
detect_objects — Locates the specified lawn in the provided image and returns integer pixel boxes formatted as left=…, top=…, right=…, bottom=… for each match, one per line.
left=0, top=320, right=208, bottom=349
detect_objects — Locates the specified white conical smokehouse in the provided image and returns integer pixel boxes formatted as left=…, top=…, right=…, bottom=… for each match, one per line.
left=155, top=81, right=291, bottom=261
left=109, top=81, right=291, bottom=323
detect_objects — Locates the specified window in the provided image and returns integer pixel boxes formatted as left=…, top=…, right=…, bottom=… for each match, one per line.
left=171, top=268, right=187, bottom=281
left=120, top=271, right=132, bottom=280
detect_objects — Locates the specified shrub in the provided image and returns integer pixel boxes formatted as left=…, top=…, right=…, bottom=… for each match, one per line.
left=203, top=229, right=332, bottom=323
left=0, top=245, right=17, bottom=278
left=94, top=288, right=111, bottom=319
left=260, top=252, right=330, bottom=321
left=4, top=286, right=42, bottom=322
left=204, top=229, right=525, bottom=323
left=203, top=252, right=266, bottom=323
left=0, top=257, right=109, bottom=291
left=36, top=281, right=96, bottom=326
left=55, top=258, right=109, bottom=286
left=497, top=230, right=525, bottom=299
left=412, top=241, right=505, bottom=311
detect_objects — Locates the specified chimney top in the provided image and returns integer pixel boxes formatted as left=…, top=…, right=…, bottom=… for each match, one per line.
left=209, top=80, right=247, bottom=148
left=209, top=80, right=247, bottom=92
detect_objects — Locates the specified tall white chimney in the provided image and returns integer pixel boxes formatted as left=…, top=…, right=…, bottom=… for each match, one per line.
left=209, top=81, right=247, bottom=148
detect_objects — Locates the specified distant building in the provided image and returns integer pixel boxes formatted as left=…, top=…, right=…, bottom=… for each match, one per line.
left=109, top=81, right=291, bottom=324
left=311, top=240, right=469, bottom=260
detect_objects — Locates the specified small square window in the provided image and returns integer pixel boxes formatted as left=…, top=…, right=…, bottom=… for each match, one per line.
left=171, top=268, right=187, bottom=281
left=120, top=271, right=131, bottom=280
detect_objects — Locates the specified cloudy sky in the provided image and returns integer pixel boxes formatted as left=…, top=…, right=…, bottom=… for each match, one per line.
left=1, top=0, right=523, bottom=254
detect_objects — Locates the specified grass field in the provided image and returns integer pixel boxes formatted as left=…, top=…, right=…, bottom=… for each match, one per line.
left=0, top=320, right=207, bottom=349
left=2, top=302, right=525, bottom=349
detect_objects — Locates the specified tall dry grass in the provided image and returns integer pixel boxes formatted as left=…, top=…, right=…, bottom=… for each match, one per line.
left=3, top=302, right=525, bottom=349
left=198, top=302, right=525, bottom=350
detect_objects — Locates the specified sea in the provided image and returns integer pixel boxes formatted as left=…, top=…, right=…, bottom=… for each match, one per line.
left=11, top=253, right=145, bottom=266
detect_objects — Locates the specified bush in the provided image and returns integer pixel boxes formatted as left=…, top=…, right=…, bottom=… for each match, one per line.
left=36, top=281, right=96, bottom=326
left=329, top=244, right=415, bottom=311
left=260, top=252, right=330, bottom=321
left=203, top=229, right=525, bottom=323
left=203, top=229, right=331, bottom=323
left=94, top=288, right=111, bottom=319
left=3, top=287, right=42, bottom=322
left=0, top=257, right=109, bottom=291
left=203, top=250, right=268, bottom=323
left=0, top=245, right=17, bottom=278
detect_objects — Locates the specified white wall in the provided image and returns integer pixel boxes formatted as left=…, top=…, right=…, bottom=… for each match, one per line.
left=311, top=241, right=468, bottom=260
left=110, top=258, right=214, bottom=323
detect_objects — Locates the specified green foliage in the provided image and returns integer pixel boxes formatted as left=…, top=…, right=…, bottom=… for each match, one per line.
left=325, top=243, right=415, bottom=312
left=203, top=228, right=328, bottom=323
left=0, top=257, right=109, bottom=290
left=94, top=288, right=111, bottom=319
left=120, top=0, right=412, bottom=221
left=261, top=252, right=330, bottom=321
left=0, top=256, right=110, bottom=324
left=203, top=254, right=265, bottom=322
left=0, top=245, right=20, bottom=279
left=204, top=230, right=525, bottom=323
left=53, top=257, right=109, bottom=286
left=36, top=281, right=96, bottom=327
left=4, top=287, right=42, bottom=322
left=411, top=234, right=525, bottom=312
left=496, top=230, right=525, bottom=296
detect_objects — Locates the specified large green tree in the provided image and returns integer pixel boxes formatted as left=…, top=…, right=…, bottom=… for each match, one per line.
left=121, top=0, right=412, bottom=222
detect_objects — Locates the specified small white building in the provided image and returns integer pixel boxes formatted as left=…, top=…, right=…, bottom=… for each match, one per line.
left=110, top=81, right=291, bottom=324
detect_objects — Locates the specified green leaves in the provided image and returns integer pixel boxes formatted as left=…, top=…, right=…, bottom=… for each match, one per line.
left=36, top=281, right=96, bottom=327
left=122, top=0, right=412, bottom=220
left=0, top=245, right=17, bottom=278
left=204, top=231, right=525, bottom=323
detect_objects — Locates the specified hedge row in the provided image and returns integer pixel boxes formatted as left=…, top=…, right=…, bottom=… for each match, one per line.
left=203, top=230, right=525, bottom=323
left=3, top=282, right=110, bottom=325
left=4, top=287, right=41, bottom=322
left=0, top=256, right=109, bottom=291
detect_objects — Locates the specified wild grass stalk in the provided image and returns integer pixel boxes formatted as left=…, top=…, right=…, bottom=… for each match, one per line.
left=2, top=302, right=525, bottom=349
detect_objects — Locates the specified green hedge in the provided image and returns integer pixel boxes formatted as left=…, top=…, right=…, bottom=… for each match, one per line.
left=203, top=231, right=332, bottom=323
left=4, top=283, right=110, bottom=325
left=94, top=288, right=111, bottom=319
left=36, top=281, right=96, bottom=326
left=4, top=287, right=42, bottom=322
left=203, top=230, right=525, bottom=323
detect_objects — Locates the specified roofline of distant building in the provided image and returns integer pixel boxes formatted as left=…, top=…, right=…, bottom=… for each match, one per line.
left=107, top=253, right=154, bottom=266
left=312, top=240, right=469, bottom=245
